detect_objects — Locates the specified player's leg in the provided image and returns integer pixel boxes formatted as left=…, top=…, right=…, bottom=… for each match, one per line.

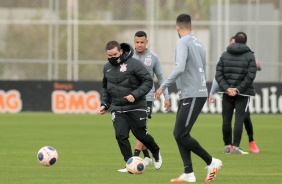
left=112, top=111, right=132, bottom=172
left=127, top=110, right=161, bottom=169
left=244, top=108, right=254, bottom=141
left=171, top=98, right=222, bottom=182
left=231, top=96, right=249, bottom=154
left=222, top=94, right=235, bottom=153
left=133, top=101, right=152, bottom=165
left=244, top=107, right=259, bottom=153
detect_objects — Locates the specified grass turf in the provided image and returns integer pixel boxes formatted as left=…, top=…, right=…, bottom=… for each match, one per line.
left=0, top=113, right=281, bottom=184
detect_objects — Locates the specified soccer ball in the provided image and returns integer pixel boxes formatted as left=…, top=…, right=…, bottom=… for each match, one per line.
left=37, top=146, right=58, bottom=166
left=126, top=156, right=146, bottom=174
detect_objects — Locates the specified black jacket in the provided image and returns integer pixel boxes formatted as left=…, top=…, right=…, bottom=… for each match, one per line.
left=101, top=43, right=153, bottom=111
left=215, top=43, right=257, bottom=96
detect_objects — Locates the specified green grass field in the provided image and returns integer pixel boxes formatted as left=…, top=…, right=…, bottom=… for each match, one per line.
left=0, top=113, right=282, bottom=184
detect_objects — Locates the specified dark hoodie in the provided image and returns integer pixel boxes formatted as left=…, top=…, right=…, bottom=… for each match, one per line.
left=215, top=43, right=257, bottom=96
left=101, top=43, right=153, bottom=111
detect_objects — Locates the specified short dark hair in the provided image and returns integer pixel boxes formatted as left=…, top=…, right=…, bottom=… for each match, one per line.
left=235, top=32, right=247, bottom=44
left=105, top=41, right=120, bottom=51
left=135, top=31, right=147, bottom=38
left=176, top=14, right=191, bottom=29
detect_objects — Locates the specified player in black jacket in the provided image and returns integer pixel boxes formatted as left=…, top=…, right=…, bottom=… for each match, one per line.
left=215, top=32, right=257, bottom=154
left=99, top=41, right=162, bottom=172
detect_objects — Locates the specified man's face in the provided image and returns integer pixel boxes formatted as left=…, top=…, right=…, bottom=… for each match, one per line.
left=106, top=47, right=122, bottom=58
left=230, top=38, right=235, bottom=44
left=134, top=36, right=148, bottom=54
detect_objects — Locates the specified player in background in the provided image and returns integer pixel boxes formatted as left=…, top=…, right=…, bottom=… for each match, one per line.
left=155, top=14, right=222, bottom=183
left=215, top=32, right=257, bottom=154
left=209, top=36, right=261, bottom=153
left=132, top=31, right=170, bottom=166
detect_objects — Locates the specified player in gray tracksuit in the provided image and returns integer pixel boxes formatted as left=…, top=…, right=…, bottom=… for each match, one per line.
left=155, top=14, right=222, bottom=183
left=132, top=31, right=170, bottom=166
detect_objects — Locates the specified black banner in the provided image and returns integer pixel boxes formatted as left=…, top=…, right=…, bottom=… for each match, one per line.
left=0, top=81, right=281, bottom=114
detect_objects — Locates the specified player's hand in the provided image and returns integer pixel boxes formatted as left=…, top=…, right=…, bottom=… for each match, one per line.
left=124, top=94, right=135, bottom=103
left=155, top=88, right=163, bottom=100
left=208, top=95, right=214, bottom=105
left=99, top=106, right=106, bottom=115
left=164, top=99, right=170, bottom=111
left=227, top=88, right=237, bottom=96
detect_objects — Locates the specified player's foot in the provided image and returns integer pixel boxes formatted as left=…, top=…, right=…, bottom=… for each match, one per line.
left=230, top=144, right=233, bottom=152
left=205, top=158, right=222, bottom=182
left=144, top=157, right=152, bottom=166
left=153, top=151, right=162, bottom=170
left=249, top=141, right=259, bottom=153
left=231, top=148, right=249, bottom=154
left=223, top=145, right=230, bottom=154
left=170, top=173, right=196, bottom=182
left=117, top=167, right=127, bottom=172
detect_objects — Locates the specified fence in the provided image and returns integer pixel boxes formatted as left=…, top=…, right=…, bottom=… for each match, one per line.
left=0, top=0, right=281, bottom=82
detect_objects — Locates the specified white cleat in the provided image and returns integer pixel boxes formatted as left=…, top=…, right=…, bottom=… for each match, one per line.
left=153, top=151, right=162, bottom=170
left=117, top=167, right=127, bottom=173
left=205, top=158, right=222, bottom=182
left=144, top=157, right=152, bottom=166
left=170, top=172, right=196, bottom=182
left=231, top=148, right=249, bottom=154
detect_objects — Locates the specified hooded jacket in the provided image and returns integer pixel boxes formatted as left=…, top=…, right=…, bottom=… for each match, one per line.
left=101, top=43, right=153, bottom=111
left=215, top=43, right=257, bottom=96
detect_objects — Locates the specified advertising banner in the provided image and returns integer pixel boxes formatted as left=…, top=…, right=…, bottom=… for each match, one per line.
left=0, top=81, right=281, bottom=114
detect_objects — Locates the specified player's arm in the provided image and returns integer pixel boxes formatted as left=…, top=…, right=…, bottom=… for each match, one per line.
left=130, top=61, right=153, bottom=100
left=99, top=73, right=110, bottom=114
left=154, top=56, right=170, bottom=110
left=208, top=78, right=219, bottom=104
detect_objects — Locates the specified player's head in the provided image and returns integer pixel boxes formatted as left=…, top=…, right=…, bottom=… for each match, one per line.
left=105, top=41, right=122, bottom=58
left=235, top=32, right=247, bottom=44
left=134, top=31, right=148, bottom=54
left=176, top=14, right=192, bottom=38
left=229, top=36, right=235, bottom=44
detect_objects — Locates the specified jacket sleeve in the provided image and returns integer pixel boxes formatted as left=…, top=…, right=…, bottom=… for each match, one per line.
left=236, top=54, right=257, bottom=93
left=209, top=78, right=219, bottom=95
left=154, top=55, right=170, bottom=99
left=215, top=57, right=229, bottom=92
left=100, top=72, right=111, bottom=110
left=130, top=61, right=153, bottom=100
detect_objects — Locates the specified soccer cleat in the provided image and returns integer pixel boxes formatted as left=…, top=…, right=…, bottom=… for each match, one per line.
left=144, top=157, right=152, bottom=166
left=170, top=173, right=196, bottom=182
left=205, top=158, right=222, bottom=182
left=231, top=148, right=249, bottom=154
left=117, top=167, right=127, bottom=172
left=249, top=141, right=259, bottom=153
left=153, top=151, right=162, bottom=170
left=223, top=146, right=231, bottom=154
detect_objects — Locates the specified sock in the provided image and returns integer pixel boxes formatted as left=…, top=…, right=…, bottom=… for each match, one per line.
left=184, top=164, right=193, bottom=174
left=142, top=149, right=150, bottom=158
left=153, top=152, right=159, bottom=161
left=249, top=136, right=254, bottom=142
left=134, top=149, right=141, bottom=156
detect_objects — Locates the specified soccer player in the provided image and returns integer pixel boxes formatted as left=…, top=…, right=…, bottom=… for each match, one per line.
left=155, top=14, right=222, bottom=183
left=209, top=36, right=261, bottom=153
left=132, top=30, right=170, bottom=166
left=215, top=32, right=257, bottom=154
left=99, top=41, right=162, bottom=172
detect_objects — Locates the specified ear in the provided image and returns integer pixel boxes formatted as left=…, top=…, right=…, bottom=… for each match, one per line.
left=175, top=25, right=179, bottom=30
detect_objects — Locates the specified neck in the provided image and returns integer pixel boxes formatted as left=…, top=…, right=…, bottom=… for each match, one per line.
left=179, top=29, right=191, bottom=38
